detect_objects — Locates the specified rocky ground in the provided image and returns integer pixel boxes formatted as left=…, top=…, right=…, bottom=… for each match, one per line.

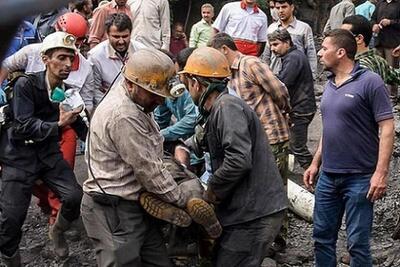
left=3, top=82, right=400, bottom=267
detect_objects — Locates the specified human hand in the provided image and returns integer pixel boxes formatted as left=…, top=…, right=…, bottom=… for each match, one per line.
left=367, top=170, right=387, bottom=202
left=380, top=18, right=391, bottom=27
left=58, top=104, right=80, bottom=127
left=392, top=45, right=400, bottom=57
left=303, top=163, right=319, bottom=192
left=372, top=24, right=381, bottom=33
left=203, top=187, right=219, bottom=204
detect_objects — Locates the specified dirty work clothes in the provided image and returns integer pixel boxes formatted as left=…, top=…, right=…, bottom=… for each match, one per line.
left=289, top=113, right=315, bottom=168
left=205, top=91, right=288, bottom=227
left=81, top=194, right=172, bottom=267
left=0, top=161, right=82, bottom=257
left=212, top=210, right=286, bottom=267
left=313, top=172, right=373, bottom=267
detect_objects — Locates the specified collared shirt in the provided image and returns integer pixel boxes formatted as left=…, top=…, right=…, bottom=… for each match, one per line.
left=83, top=81, right=185, bottom=205
left=356, top=49, right=400, bottom=85
left=189, top=19, right=213, bottom=48
left=323, top=0, right=355, bottom=32
left=212, top=1, right=268, bottom=43
left=229, top=53, right=290, bottom=145
left=356, top=1, right=376, bottom=20
left=371, top=0, right=400, bottom=48
left=264, top=18, right=318, bottom=78
left=128, top=0, right=171, bottom=50
left=2, top=43, right=95, bottom=111
left=88, top=0, right=132, bottom=46
left=88, top=39, right=143, bottom=106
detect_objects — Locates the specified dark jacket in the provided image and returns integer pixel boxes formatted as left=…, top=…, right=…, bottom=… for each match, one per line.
left=0, top=71, right=87, bottom=172
left=278, top=47, right=316, bottom=115
left=371, top=0, right=400, bottom=48
left=205, top=91, right=288, bottom=227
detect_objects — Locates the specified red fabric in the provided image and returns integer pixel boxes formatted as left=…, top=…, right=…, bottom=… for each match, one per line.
left=240, top=1, right=259, bottom=12
left=32, top=127, right=77, bottom=225
left=71, top=54, right=80, bottom=71
left=169, top=38, right=187, bottom=57
left=234, top=39, right=260, bottom=56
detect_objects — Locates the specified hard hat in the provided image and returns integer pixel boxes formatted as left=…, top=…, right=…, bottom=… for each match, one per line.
left=55, top=12, right=88, bottom=38
left=179, top=47, right=231, bottom=78
left=40, top=32, right=78, bottom=55
left=122, top=48, right=176, bottom=98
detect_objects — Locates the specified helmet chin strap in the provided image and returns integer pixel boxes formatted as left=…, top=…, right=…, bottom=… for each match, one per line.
left=198, top=81, right=227, bottom=117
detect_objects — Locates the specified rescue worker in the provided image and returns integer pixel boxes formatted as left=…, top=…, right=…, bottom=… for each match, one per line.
left=81, top=48, right=220, bottom=266
left=179, top=47, right=288, bottom=266
left=0, top=32, right=86, bottom=265
left=0, top=12, right=93, bottom=228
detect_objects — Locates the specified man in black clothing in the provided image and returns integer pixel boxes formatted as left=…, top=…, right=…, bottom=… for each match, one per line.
left=268, top=29, right=317, bottom=169
left=0, top=32, right=86, bottom=266
left=371, top=0, right=400, bottom=100
left=180, top=46, right=287, bottom=267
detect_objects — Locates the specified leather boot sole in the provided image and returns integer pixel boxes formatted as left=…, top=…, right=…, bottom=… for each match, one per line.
left=186, top=198, right=222, bottom=239
left=139, top=192, right=192, bottom=227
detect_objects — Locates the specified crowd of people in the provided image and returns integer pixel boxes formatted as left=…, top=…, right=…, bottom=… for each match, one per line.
left=0, top=0, right=399, bottom=266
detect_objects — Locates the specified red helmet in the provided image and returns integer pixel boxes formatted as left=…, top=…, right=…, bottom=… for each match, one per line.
left=55, top=12, right=88, bottom=39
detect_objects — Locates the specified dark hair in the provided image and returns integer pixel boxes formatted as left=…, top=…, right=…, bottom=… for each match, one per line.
left=268, top=29, right=293, bottom=46
left=342, top=15, right=372, bottom=46
left=158, top=49, right=176, bottom=63
left=208, top=32, right=238, bottom=51
left=71, top=0, right=89, bottom=12
left=173, top=22, right=184, bottom=30
left=274, top=0, right=293, bottom=5
left=325, top=29, right=357, bottom=60
left=105, top=13, right=132, bottom=33
left=176, top=47, right=196, bottom=71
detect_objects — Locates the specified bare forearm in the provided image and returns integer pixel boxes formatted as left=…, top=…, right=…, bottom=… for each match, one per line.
left=375, top=119, right=394, bottom=174
left=311, top=138, right=323, bottom=167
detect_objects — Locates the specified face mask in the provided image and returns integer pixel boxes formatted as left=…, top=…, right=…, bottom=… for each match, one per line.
left=50, top=87, right=66, bottom=102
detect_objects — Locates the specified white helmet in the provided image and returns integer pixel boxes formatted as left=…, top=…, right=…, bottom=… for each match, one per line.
left=40, top=32, right=78, bottom=55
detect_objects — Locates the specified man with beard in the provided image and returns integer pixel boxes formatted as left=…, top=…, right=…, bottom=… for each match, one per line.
left=304, top=29, right=394, bottom=267
left=88, top=13, right=145, bottom=107
left=0, top=32, right=87, bottom=265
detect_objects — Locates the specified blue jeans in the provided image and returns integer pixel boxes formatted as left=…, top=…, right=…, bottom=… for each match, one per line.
left=313, top=171, right=373, bottom=267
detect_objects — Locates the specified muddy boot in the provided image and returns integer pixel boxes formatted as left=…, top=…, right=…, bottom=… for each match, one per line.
left=48, top=213, right=71, bottom=258
left=139, top=192, right=192, bottom=227
left=186, top=198, right=222, bottom=239
left=1, top=250, right=21, bottom=267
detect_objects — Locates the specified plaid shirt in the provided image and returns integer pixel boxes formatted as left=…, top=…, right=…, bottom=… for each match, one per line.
left=356, top=49, right=400, bottom=86
left=229, top=53, right=290, bottom=144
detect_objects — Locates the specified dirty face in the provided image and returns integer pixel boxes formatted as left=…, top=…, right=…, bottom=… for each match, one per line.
left=269, top=39, right=290, bottom=57
left=275, top=2, right=294, bottom=22
left=186, top=76, right=202, bottom=106
left=318, top=37, right=340, bottom=71
left=108, top=25, right=131, bottom=53
left=201, top=7, right=214, bottom=23
left=42, top=48, right=75, bottom=80
left=126, top=80, right=165, bottom=113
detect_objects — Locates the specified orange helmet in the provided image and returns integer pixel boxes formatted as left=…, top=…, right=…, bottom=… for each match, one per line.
left=55, top=12, right=88, bottom=39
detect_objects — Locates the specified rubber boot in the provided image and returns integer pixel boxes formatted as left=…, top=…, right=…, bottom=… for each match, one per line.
left=1, top=250, right=21, bottom=267
left=48, top=213, right=71, bottom=258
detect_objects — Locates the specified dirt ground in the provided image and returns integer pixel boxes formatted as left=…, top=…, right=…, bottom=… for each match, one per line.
left=3, top=83, right=400, bottom=267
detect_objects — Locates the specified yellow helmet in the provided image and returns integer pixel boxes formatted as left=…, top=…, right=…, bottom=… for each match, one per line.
left=122, top=48, right=176, bottom=98
left=179, top=47, right=231, bottom=78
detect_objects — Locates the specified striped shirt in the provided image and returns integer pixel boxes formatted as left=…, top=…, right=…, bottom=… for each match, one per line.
left=229, top=53, right=290, bottom=145
left=356, top=49, right=400, bottom=86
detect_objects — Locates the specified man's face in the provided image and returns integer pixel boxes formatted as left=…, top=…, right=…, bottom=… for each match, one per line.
left=242, top=0, right=256, bottom=6
left=318, top=37, right=340, bottom=71
left=269, top=39, right=290, bottom=56
left=114, top=0, right=127, bottom=7
left=127, top=81, right=165, bottom=113
left=201, top=7, right=214, bottom=23
left=42, top=48, right=75, bottom=80
left=84, top=0, right=94, bottom=18
left=275, top=2, right=294, bottom=22
left=186, top=76, right=202, bottom=106
left=173, top=25, right=185, bottom=39
left=108, top=25, right=131, bottom=53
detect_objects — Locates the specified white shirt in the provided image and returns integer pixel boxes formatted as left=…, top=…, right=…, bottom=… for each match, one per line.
left=212, top=1, right=268, bottom=42
left=128, top=0, right=171, bottom=50
left=2, top=43, right=95, bottom=110
left=87, top=39, right=144, bottom=106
